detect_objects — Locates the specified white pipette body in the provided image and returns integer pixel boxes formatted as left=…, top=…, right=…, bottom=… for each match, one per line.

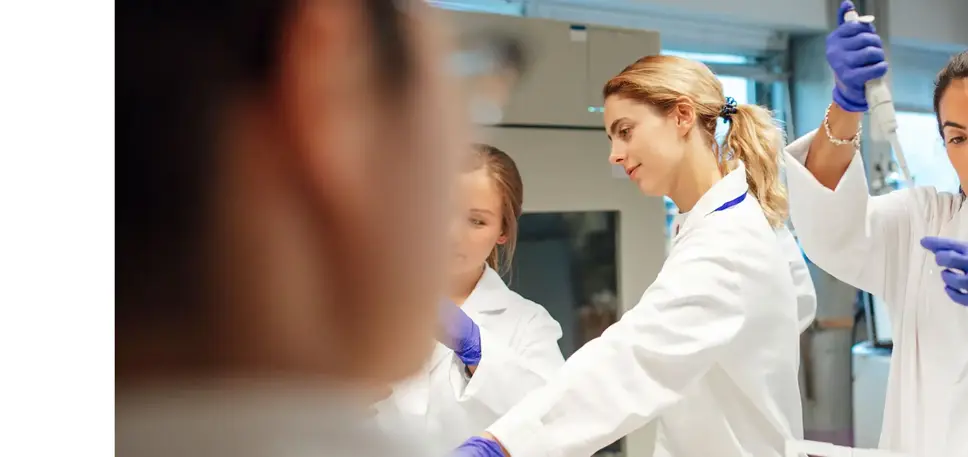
left=843, top=10, right=915, bottom=189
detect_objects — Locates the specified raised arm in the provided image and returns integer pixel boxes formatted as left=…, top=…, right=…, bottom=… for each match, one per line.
left=783, top=1, right=915, bottom=306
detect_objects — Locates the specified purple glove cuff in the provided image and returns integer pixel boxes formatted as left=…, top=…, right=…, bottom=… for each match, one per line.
left=455, top=320, right=482, bottom=366
left=440, top=300, right=482, bottom=366
left=832, top=86, right=868, bottom=113
left=453, top=436, right=505, bottom=457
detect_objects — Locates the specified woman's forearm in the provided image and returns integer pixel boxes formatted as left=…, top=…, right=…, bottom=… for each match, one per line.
left=804, top=104, right=864, bottom=190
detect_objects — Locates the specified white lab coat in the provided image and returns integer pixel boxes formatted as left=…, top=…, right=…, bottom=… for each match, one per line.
left=376, top=266, right=565, bottom=454
left=673, top=214, right=818, bottom=334
left=487, top=162, right=805, bottom=457
left=643, top=219, right=819, bottom=457
left=784, top=130, right=968, bottom=457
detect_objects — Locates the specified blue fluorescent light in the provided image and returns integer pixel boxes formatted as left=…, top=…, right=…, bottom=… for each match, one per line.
left=661, top=50, right=748, bottom=65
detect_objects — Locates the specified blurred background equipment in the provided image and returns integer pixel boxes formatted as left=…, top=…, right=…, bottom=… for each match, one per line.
left=452, top=31, right=530, bottom=125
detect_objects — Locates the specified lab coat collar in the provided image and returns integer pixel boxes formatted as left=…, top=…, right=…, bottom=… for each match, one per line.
left=674, top=162, right=749, bottom=239
left=461, top=265, right=511, bottom=313
left=425, top=266, right=508, bottom=373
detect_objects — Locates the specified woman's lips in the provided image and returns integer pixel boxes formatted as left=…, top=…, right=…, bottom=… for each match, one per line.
left=626, top=164, right=640, bottom=178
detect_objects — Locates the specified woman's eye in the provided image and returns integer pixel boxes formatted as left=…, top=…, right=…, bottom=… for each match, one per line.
left=948, top=136, right=966, bottom=145
left=469, top=218, right=485, bottom=226
left=619, top=127, right=631, bottom=139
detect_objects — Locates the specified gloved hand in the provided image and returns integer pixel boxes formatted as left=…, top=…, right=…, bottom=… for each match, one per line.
left=439, top=300, right=482, bottom=366
left=921, top=237, right=968, bottom=306
left=452, top=436, right=506, bottom=457
left=825, top=0, right=889, bottom=112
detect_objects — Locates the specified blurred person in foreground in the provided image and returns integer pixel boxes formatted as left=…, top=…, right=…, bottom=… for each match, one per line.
left=117, top=1, right=467, bottom=456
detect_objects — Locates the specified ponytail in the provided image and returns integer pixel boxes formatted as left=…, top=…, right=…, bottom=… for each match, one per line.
left=721, top=104, right=788, bottom=228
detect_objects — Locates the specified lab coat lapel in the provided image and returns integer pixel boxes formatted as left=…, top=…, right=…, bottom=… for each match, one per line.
left=424, top=267, right=507, bottom=379
left=396, top=266, right=511, bottom=415
left=461, top=266, right=511, bottom=315
left=392, top=344, right=451, bottom=416
left=427, top=342, right=453, bottom=373
left=673, top=162, right=750, bottom=244
left=427, top=266, right=508, bottom=371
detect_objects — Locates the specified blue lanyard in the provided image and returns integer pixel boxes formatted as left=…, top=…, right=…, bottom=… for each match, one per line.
left=675, top=192, right=748, bottom=237
left=707, top=192, right=747, bottom=215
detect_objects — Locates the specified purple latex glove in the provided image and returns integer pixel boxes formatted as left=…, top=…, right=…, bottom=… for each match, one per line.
left=825, top=0, right=889, bottom=112
left=439, top=300, right=482, bottom=366
left=452, top=436, right=505, bottom=457
left=921, top=236, right=968, bottom=306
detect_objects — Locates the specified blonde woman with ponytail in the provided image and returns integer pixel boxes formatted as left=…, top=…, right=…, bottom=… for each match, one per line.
left=376, top=143, right=564, bottom=455
left=453, top=55, right=813, bottom=457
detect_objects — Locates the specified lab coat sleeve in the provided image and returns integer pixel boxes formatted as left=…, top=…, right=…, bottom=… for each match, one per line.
left=486, top=229, right=745, bottom=457
left=784, top=129, right=917, bottom=308
left=453, top=308, right=565, bottom=414
left=777, top=225, right=817, bottom=333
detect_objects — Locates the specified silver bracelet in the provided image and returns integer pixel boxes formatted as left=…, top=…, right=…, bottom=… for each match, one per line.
left=823, top=103, right=862, bottom=149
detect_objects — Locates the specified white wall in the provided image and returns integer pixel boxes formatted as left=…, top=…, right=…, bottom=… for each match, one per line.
left=891, top=45, right=961, bottom=111
left=889, top=0, right=968, bottom=50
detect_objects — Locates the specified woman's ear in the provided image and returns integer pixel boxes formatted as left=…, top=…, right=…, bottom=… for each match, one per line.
left=672, top=97, right=696, bottom=137
left=496, top=234, right=508, bottom=245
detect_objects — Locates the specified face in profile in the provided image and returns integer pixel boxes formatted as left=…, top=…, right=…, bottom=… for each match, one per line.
left=939, top=78, right=968, bottom=186
left=116, top=0, right=472, bottom=387
left=604, top=95, right=684, bottom=197
left=451, top=167, right=506, bottom=277
left=264, top=0, right=469, bottom=383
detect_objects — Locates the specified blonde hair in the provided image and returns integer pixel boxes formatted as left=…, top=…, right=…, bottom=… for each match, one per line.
left=464, top=143, right=524, bottom=275
left=603, top=55, right=788, bottom=227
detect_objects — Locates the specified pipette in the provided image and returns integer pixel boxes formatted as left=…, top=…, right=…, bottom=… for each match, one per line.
left=843, top=10, right=915, bottom=189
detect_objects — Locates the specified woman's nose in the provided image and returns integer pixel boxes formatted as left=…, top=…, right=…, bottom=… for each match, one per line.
left=608, top=146, right=625, bottom=166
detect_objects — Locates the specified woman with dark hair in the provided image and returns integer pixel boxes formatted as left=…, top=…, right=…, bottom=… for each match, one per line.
left=782, top=2, right=968, bottom=455
left=116, top=1, right=467, bottom=456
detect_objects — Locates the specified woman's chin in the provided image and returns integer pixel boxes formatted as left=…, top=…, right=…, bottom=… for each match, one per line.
left=635, top=181, right=664, bottom=197
left=450, top=258, right=476, bottom=276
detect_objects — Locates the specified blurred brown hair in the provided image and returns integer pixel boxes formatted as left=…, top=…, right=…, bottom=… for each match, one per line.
left=117, top=0, right=298, bottom=378
left=117, top=0, right=460, bottom=386
left=463, top=144, right=523, bottom=276
left=604, top=55, right=788, bottom=227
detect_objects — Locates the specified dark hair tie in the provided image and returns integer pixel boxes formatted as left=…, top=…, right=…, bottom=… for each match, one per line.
left=720, top=97, right=738, bottom=123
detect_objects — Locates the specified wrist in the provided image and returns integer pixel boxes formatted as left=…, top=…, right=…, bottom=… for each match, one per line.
left=456, top=435, right=507, bottom=457
left=823, top=103, right=862, bottom=148
left=832, top=86, right=867, bottom=113
left=483, top=432, right=510, bottom=456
